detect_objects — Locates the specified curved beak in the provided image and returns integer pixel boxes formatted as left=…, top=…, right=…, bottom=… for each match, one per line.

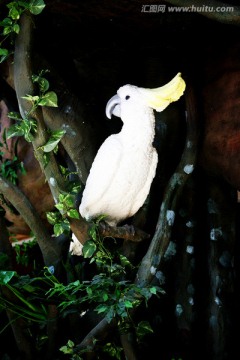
left=105, top=94, right=121, bottom=119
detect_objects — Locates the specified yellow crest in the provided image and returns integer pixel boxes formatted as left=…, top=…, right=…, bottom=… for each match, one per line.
left=139, top=72, right=186, bottom=112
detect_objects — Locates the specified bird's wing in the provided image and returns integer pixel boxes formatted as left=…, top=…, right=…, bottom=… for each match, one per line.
left=80, top=135, right=122, bottom=216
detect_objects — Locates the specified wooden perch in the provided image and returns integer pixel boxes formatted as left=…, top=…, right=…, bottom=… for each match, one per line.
left=99, top=222, right=150, bottom=242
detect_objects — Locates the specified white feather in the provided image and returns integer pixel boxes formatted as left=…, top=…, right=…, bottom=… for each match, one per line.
left=69, top=233, right=83, bottom=256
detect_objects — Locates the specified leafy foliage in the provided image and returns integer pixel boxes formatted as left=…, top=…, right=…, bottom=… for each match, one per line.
left=46, top=189, right=80, bottom=237
left=7, top=71, right=58, bottom=145
left=0, top=133, right=26, bottom=184
left=0, top=0, right=46, bottom=63
left=60, top=339, right=88, bottom=360
left=0, top=270, right=49, bottom=323
left=46, top=219, right=165, bottom=355
left=14, top=238, right=37, bottom=267
left=7, top=113, right=37, bottom=142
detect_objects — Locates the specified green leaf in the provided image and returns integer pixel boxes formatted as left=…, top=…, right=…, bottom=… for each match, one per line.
left=22, top=94, right=40, bottom=103
left=103, top=293, right=108, bottom=301
left=67, top=209, right=80, bottom=219
left=82, top=240, right=97, bottom=258
left=86, top=287, right=92, bottom=296
left=0, top=271, right=16, bottom=285
left=32, top=75, right=49, bottom=92
left=59, top=345, right=71, bottom=354
left=53, top=221, right=70, bottom=236
left=119, top=254, right=133, bottom=268
left=96, top=214, right=107, bottom=224
left=0, top=54, right=9, bottom=64
left=124, top=300, right=133, bottom=308
left=89, top=226, right=97, bottom=241
left=41, top=138, right=60, bottom=152
left=67, top=340, right=75, bottom=348
left=18, top=2, right=30, bottom=8
left=41, top=130, right=65, bottom=152
left=42, top=152, right=50, bottom=167
left=7, top=124, right=24, bottom=139
left=7, top=111, right=23, bottom=121
left=95, top=304, right=108, bottom=314
left=38, top=91, right=58, bottom=107
left=13, top=23, right=20, bottom=34
left=3, top=26, right=13, bottom=35
left=105, top=306, right=115, bottom=323
left=46, top=211, right=61, bottom=225
left=58, top=193, right=65, bottom=203
left=0, top=18, right=12, bottom=27
left=136, top=321, right=153, bottom=340
left=55, top=203, right=65, bottom=211
left=7, top=118, right=37, bottom=142
left=0, top=48, right=8, bottom=56
left=58, top=193, right=74, bottom=208
left=149, top=287, right=157, bottom=295
left=29, top=0, right=46, bottom=15
left=21, top=119, right=37, bottom=142
left=9, top=6, right=20, bottom=20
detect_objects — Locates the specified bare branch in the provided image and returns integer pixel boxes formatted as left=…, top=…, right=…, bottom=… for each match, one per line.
left=136, top=81, right=199, bottom=286
left=0, top=175, right=59, bottom=266
left=74, top=317, right=117, bottom=354
left=42, top=92, right=96, bottom=185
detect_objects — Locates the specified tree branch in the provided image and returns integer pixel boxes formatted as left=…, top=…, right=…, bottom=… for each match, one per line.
left=136, top=81, right=199, bottom=287
left=13, top=13, right=67, bottom=203
left=74, top=317, right=117, bottom=354
left=13, top=12, right=91, bottom=247
left=99, top=222, right=150, bottom=242
left=42, top=91, right=96, bottom=185
left=0, top=175, right=60, bottom=267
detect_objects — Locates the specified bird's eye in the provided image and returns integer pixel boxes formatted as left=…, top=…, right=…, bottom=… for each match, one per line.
left=125, top=95, right=130, bottom=100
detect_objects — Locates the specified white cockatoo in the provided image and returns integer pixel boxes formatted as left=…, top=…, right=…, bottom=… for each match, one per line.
left=80, top=72, right=186, bottom=225
left=70, top=72, right=185, bottom=255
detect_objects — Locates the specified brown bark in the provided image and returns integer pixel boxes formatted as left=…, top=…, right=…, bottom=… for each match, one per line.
left=0, top=175, right=59, bottom=267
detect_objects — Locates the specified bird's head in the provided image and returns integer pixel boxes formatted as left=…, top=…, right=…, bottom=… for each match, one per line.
left=105, top=72, right=186, bottom=120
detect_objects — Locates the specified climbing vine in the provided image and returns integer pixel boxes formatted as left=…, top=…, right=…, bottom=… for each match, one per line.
left=0, top=0, right=45, bottom=63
